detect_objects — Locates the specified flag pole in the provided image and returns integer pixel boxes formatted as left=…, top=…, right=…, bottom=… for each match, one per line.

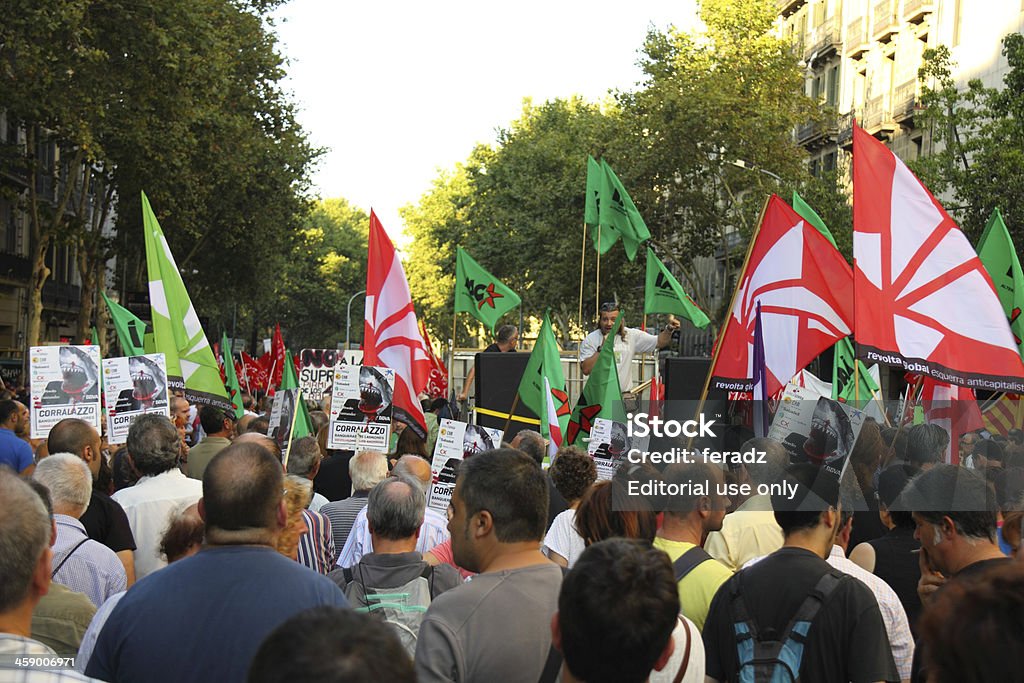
left=502, top=392, right=521, bottom=438
left=854, top=360, right=860, bottom=405
left=691, top=195, right=772, bottom=441
left=639, top=313, right=648, bottom=384
left=578, top=222, right=587, bottom=332
left=282, top=389, right=303, bottom=470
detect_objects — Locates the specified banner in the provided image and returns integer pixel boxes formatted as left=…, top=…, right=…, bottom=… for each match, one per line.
left=102, top=353, right=169, bottom=444
left=327, top=364, right=395, bottom=451
left=30, top=345, right=102, bottom=439
left=299, top=348, right=341, bottom=403
left=427, top=419, right=503, bottom=512
left=587, top=417, right=636, bottom=481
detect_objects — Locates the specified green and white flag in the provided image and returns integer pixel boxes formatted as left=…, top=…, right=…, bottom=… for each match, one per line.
left=142, top=191, right=229, bottom=408
left=977, top=207, right=1024, bottom=359
left=101, top=292, right=147, bottom=356
left=517, top=310, right=570, bottom=444
left=454, top=247, right=521, bottom=333
left=644, top=248, right=710, bottom=328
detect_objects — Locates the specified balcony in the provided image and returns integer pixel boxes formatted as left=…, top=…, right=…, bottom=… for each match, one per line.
left=0, top=251, right=32, bottom=283
left=805, top=19, right=841, bottom=63
left=837, top=111, right=857, bottom=150
left=903, top=0, right=933, bottom=24
left=777, top=0, right=808, bottom=18
left=863, top=96, right=898, bottom=138
left=41, top=281, right=81, bottom=310
left=846, top=17, right=870, bottom=59
left=796, top=117, right=839, bottom=149
left=872, top=0, right=898, bottom=42
left=892, top=80, right=920, bottom=124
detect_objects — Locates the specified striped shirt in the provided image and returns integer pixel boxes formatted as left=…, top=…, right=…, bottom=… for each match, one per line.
left=320, top=493, right=369, bottom=553
left=297, top=509, right=336, bottom=574
left=0, top=634, right=97, bottom=681
left=52, top=515, right=127, bottom=608
left=336, top=505, right=449, bottom=568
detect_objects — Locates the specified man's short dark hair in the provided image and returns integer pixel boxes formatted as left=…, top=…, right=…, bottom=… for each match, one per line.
left=0, top=399, right=22, bottom=425
left=366, top=477, right=425, bottom=541
left=598, top=301, right=620, bottom=313
left=661, top=462, right=719, bottom=516
left=241, top=392, right=256, bottom=411
left=47, top=418, right=97, bottom=457
left=248, top=606, right=415, bottom=683
left=974, top=439, right=1006, bottom=467
left=126, top=414, right=181, bottom=476
left=896, top=464, right=997, bottom=541
left=513, top=430, right=545, bottom=466
left=286, top=436, right=322, bottom=478
left=906, top=424, right=949, bottom=469
left=203, top=442, right=284, bottom=533
left=559, top=538, right=679, bottom=683
left=199, top=405, right=233, bottom=435
left=877, top=463, right=917, bottom=528
left=495, top=324, right=518, bottom=344
left=248, top=416, right=270, bottom=435
left=549, top=446, right=597, bottom=502
left=773, top=463, right=840, bottom=535
left=457, top=448, right=547, bottom=543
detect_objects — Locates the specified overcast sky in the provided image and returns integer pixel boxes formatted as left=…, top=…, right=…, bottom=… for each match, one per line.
left=271, top=0, right=701, bottom=240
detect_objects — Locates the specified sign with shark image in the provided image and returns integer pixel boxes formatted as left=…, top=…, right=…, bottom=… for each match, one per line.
left=30, top=345, right=102, bottom=439
left=327, top=364, right=395, bottom=451
left=427, top=419, right=504, bottom=513
left=102, top=354, right=169, bottom=444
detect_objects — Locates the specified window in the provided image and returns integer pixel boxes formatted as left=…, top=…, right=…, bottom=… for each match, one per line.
left=826, top=65, right=840, bottom=106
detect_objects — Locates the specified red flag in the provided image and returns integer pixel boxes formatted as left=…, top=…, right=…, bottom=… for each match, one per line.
left=242, top=351, right=269, bottom=392
left=710, top=194, right=854, bottom=397
left=266, top=323, right=286, bottom=392
left=419, top=320, right=449, bottom=400
left=852, top=123, right=1024, bottom=391
left=364, top=211, right=430, bottom=438
left=920, top=378, right=984, bottom=465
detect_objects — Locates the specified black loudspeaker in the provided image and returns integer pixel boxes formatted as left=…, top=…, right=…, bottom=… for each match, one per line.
left=663, top=357, right=715, bottom=401
left=474, top=352, right=537, bottom=442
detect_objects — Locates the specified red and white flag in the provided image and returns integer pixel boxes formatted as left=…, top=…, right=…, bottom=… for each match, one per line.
left=265, top=323, right=286, bottom=393
left=920, top=378, right=984, bottom=465
left=419, top=320, right=449, bottom=400
left=365, top=211, right=430, bottom=438
left=710, top=194, right=854, bottom=397
left=852, top=123, right=1024, bottom=391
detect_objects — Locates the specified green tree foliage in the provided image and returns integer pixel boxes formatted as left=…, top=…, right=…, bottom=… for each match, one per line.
left=912, top=37, right=1024, bottom=242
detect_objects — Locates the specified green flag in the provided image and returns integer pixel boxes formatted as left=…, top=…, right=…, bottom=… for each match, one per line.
left=585, top=155, right=601, bottom=227
left=566, top=313, right=626, bottom=446
left=644, top=248, right=711, bottom=328
left=101, top=292, right=147, bottom=356
left=832, top=336, right=880, bottom=405
left=90, top=326, right=100, bottom=347
left=142, top=191, right=229, bottom=408
left=454, top=247, right=522, bottom=332
left=598, top=159, right=650, bottom=261
left=792, top=191, right=838, bottom=248
left=221, top=334, right=244, bottom=420
left=517, top=310, right=570, bottom=442
left=977, top=207, right=1024, bottom=359
left=279, top=349, right=313, bottom=441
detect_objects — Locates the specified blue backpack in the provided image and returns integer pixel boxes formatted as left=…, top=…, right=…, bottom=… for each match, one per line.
left=729, top=568, right=845, bottom=683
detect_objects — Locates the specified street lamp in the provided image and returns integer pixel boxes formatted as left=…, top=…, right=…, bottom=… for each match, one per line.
left=345, top=290, right=366, bottom=351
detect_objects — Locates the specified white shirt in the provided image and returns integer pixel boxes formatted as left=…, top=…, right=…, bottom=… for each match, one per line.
left=308, top=491, right=329, bottom=513
left=336, top=505, right=449, bottom=568
left=543, top=509, right=585, bottom=568
left=579, top=327, right=659, bottom=391
left=650, top=615, right=705, bottom=683
left=111, top=469, right=203, bottom=580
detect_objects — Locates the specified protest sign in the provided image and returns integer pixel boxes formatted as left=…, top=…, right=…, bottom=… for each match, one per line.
left=327, top=364, right=394, bottom=451
left=427, top=419, right=503, bottom=512
left=298, top=348, right=339, bottom=403
left=587, top=417, right=639, bottom=481
left=30, top=345, right=102, bottom=438
left=102, top=353, right=169, bottom=444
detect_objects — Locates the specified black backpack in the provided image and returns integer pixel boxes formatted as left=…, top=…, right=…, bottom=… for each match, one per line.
left=729, top=568, right=845, bottom=683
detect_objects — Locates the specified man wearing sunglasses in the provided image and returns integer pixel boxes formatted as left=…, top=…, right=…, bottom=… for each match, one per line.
left=579, top=302, right=678, bottom=393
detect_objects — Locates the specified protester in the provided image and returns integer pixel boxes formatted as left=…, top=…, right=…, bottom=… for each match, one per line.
left=111, top=414, right=204, bottom=579
left=849, top=463, right=923, bottom=633
left=278, top=474, right=313, bottom=561
left=32, top=453, right=127, bottom=608
left=159, top=503, right=205, bottom=563
left=322, top=450, right=388, bottom=553
left=287, top=435, right=329, bottom=511
left=554, top=538, right=689, bottom=683
left=511, top=429, right=568, bottom=525
left=906, top=424, right=948, bottom=472
left=0, top=398, right=34, bottom=475
left=85, top=441, right=348, bottom=682
left=579, top=302, right=677, bottom=391
left=186, top=405, right=237, bottom=481
left=338, top=455, right=449, bottom=567
left=543, top=446, right=597, bottom=568
left=654, top=462, right=733, bottom=631
left=415, top=448, right=562, bottom=683
left=704, top=437, right=787, bottom=571
left=703, top=464, right=898, bottom=683
left=249, top=606, right=416, bottom=683
left=457, top=324, right=519, bottom=403
left=394, top=426, right=429, bottom=460
left=314, top=426, right=354, bottom=503
left=0, top=471, right=95, bottom=681
left=47, top=418, right=137, bottom=584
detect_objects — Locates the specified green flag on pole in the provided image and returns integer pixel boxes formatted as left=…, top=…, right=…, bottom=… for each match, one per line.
left=792, top=191, right=838, bottom=248
left=566, top=313, right=626, bottom=446
left=221, top=333, right=244, bottom=420
left=977, top=207, right=1024, bottom=359
left=454, top=247, right=522, bottom=333
left=142, top=191, right=229, bottom=408
left=280, top=349, right=312, bottom=439
left=101, top=292, right=147, bottom=356
left=585, top=155, right=601, bottom=227
left=90, top=326, right=100, bottom=347
left=598, top=159, right=650, bottom=261
left=832, top=336, right=880, bottom=405
left=644, top=248, right=711, bottom=328
left=517, top=310, right=570, bottom=442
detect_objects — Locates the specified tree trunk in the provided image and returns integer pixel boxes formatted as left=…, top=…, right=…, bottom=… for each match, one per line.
left=95, top=264, right=109, bottom=356
left=26, top=234, right=51, bottom=348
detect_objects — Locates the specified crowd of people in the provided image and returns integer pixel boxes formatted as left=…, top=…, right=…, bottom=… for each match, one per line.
left=2, top=376, right=1024, bottom=682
